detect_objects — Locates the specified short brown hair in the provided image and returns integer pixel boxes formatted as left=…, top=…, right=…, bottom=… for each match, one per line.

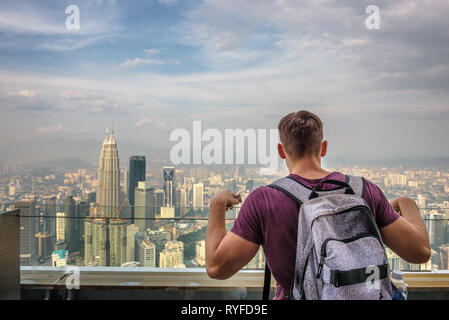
left=278, top=110, right=323, bottom=159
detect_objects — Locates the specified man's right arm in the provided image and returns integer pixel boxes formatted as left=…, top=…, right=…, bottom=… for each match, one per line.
left=380, top=196, right=431, bottom=264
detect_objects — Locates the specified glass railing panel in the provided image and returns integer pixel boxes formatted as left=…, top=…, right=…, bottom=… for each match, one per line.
left=10, top=203, right=266, bottom=274
left=4, top=201, right=449, bottom=290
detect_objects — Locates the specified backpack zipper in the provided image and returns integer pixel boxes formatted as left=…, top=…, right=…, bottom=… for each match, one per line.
left=316, top=232, right=382, bottom=279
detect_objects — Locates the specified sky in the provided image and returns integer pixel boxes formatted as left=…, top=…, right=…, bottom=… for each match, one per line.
left=0, top=0, right=448, bottom=165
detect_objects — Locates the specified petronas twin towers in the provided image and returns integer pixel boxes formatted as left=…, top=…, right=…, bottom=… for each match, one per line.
left=96, top=127, right=121, bottom=218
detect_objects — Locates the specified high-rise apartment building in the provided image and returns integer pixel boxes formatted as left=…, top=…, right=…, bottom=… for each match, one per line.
left=109, top=219, right=127, bottom=266
left=195, top=240, right=206, bottom=266
left=159, top=241, right=185, bottom=268
left=126, top=224, right=139, bottom=262
left=148, top=228, right=171, bottom=266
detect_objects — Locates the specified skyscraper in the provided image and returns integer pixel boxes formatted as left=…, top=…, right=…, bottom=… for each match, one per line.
left=193, top=183, right=204, bottom=209
left=126, top=224, right=140, bottom=262
left=14, top=200, right=37, bottom=266
left=96, top=128, right=121, bottom=218
left=176, top=187, right=188, bottom=217
left=154, top=189, right=165, bottom=217
left=128, top=156, right=146, bottom=222
left=64, top=195, right=77, bottom=252
left=134, top=181, right=155, bottom=232
left=56, top=212, right=65, bottom=242
left=137, top=239, right=156, bottom=267
left=163, top=167, right=175, bottom=207
left=42, top=196, right=56, bottom=237
left=109, top=219, right=127, bottom=266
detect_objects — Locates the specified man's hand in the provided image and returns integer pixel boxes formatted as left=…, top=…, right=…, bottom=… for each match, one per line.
left=210, top=190, right=242, bottom=211
left=205, top=189, right=259, bottom=280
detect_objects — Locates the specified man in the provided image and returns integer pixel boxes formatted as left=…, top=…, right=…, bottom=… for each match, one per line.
left=205, top=110, right=430, bottom=300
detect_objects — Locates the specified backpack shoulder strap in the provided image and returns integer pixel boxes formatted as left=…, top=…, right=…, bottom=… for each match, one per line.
left=346, top=175, right=366, bottom=198
left=267, top=176, right=312, bottom=205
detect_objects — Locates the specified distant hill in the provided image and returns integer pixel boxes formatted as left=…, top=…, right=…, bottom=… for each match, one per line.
left=0, top=137, right=171, bottom=168
left=31, top=156, right=95, bottom=170
left=325, top=156, right=449, bottom=168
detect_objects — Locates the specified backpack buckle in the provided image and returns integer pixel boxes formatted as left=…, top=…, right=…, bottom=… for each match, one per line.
left=331, top=270, right=340, bottom=288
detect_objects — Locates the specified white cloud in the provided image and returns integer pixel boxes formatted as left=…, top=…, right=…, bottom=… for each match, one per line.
left=119, top=57, right=165, bottom=68
left=37, top=124, right=63, bottom=133
left=136, top=117, right=167, bottom=128
left=9, top=89, right=37, bottom=98
left=158, top=0, right=178, bottom=7
left=144, top=48, right=161, bottom=55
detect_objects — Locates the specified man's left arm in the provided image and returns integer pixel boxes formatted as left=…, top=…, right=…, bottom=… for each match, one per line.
left=205, top=190, right=260, bottom=280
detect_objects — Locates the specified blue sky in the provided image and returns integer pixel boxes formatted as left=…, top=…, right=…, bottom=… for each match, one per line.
left=0, top=0, right=449, bottom=163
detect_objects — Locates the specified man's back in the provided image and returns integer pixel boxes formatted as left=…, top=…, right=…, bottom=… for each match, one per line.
left=231, top=172, right=400, bottom=299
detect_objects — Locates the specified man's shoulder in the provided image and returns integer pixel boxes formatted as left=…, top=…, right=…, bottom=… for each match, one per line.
left=246, top=182, right=300, bottom=205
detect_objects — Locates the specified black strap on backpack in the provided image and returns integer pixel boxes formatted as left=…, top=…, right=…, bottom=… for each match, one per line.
left=262, top=263, right=272, bottom=300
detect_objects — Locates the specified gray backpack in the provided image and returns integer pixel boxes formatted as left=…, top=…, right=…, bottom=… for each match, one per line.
left=263, top=175, right=392, bottom=300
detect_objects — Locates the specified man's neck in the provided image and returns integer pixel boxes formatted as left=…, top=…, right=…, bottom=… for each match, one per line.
left=288, top=157, right=332, bottom=180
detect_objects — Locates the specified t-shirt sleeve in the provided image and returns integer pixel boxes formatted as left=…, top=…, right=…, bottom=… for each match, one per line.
left=363, top=178, right=400, bottom=228
left=230, top=187, right=266, bottom=245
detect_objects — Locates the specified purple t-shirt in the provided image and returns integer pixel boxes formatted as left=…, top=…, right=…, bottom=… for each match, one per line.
left=231, top=172, right=400, bottom=300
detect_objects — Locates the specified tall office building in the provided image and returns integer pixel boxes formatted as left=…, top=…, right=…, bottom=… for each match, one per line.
left=42, top=196, right=56, bottom=237
left=64, top=196, right=78, bottom=252
left=128, top=156, right=146, bottom=222
left=35, top=232, right=53, bottom=260
left=163, top=167, right=175, bottom=207
left=154, top=189, right=165, bottom=216
left=96, top=128, right=121, bottom=218
left=193, top=183, right=204, bottom=209
left=134, top=181, right=155, bottom=232
left=137, top=238, right=156, bottom=267
left=176, top=188, right=188, bottom=217
left=14, top=200, right=37, bottom=266
left=126, top=224, right=140, bottom=262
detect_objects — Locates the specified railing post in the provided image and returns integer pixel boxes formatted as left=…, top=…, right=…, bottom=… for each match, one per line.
left=0, top=209, right=21, bottom=299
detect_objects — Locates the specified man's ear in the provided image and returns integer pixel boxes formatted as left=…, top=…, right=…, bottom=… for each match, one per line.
left=278, top=143, right=286, bottom=159
left=320, top=140, right=328, bottom=157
